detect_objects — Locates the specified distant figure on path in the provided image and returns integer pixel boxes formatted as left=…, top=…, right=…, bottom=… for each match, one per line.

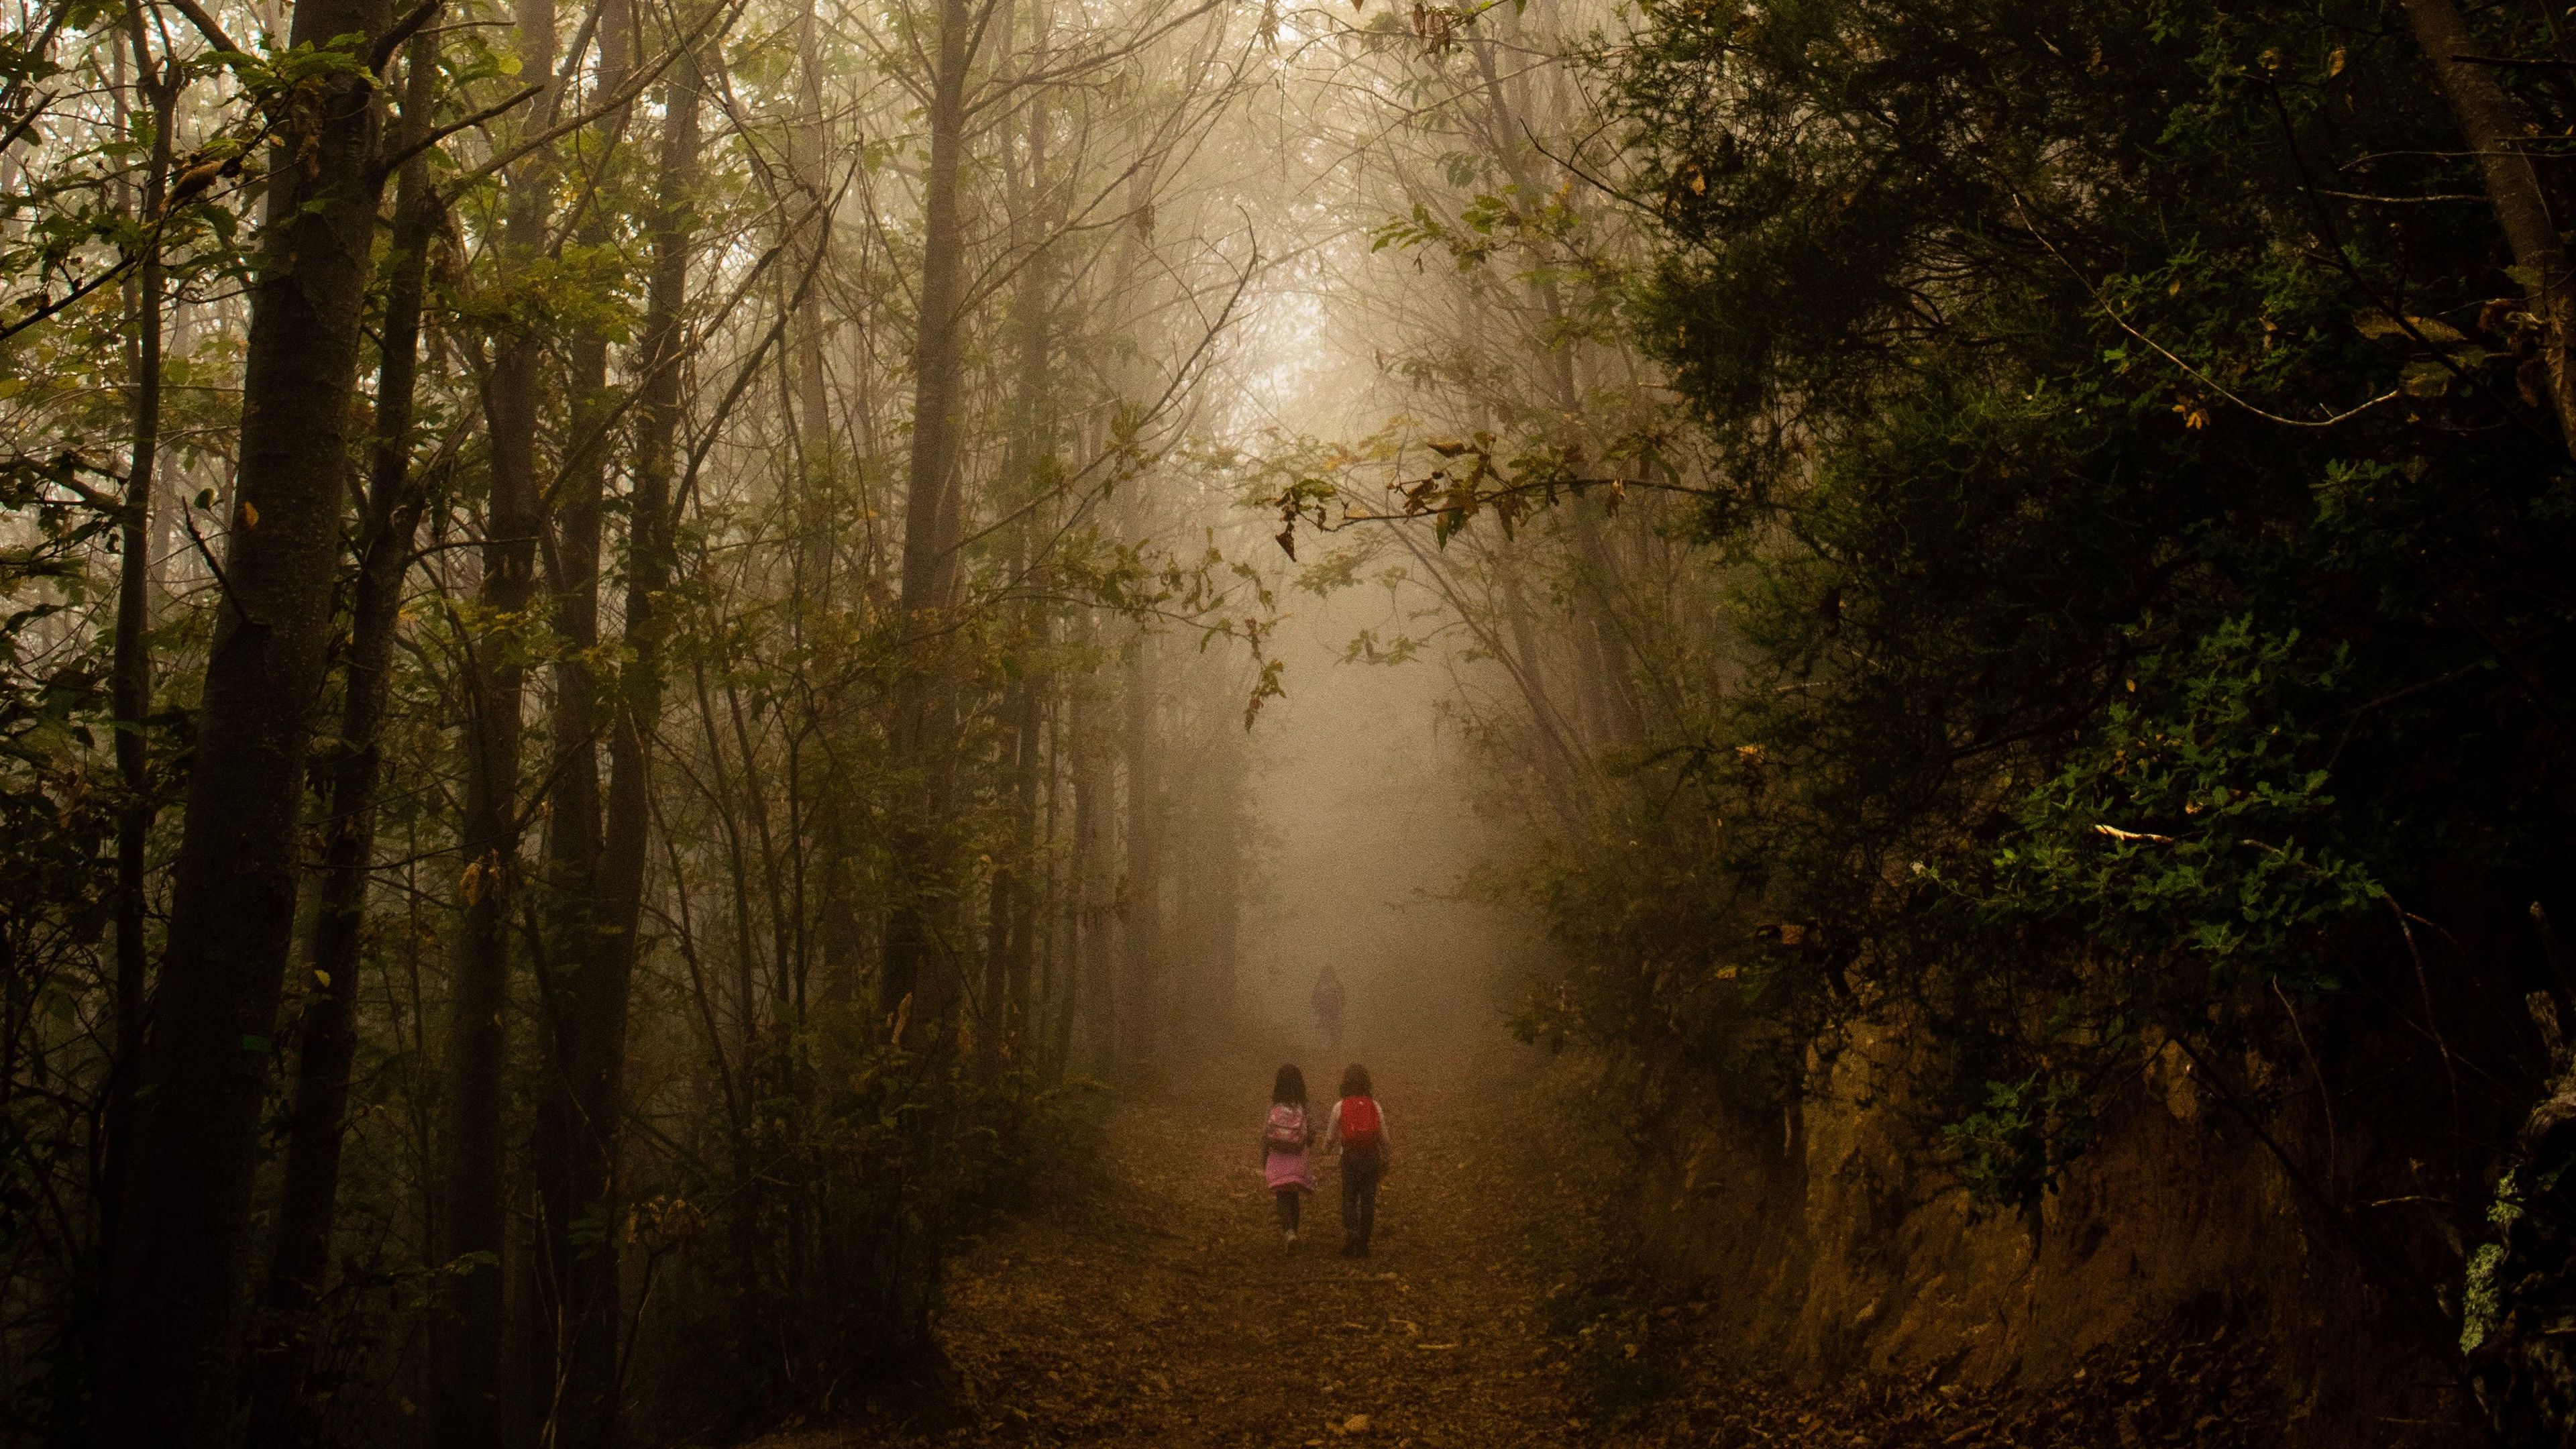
left=1311, top=964, right=1347, bottom=1048
left=1328, top=1063, right=1389, bottom=1258
left=1260, top=1063, right=1316, bottom=1245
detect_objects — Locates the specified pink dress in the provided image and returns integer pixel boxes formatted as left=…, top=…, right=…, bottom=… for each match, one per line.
left=1262, top=1102, right=1316, bottom=1191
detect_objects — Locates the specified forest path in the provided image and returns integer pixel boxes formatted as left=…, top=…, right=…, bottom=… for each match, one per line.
left=744, top=1047, right=2280, bottom=1449
left=789, top=1046, right=1599, bottom=1448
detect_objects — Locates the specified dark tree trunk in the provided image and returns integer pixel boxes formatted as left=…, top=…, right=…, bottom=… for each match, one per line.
left=2401, top=0, right=2576, bottom=451
left=244, top=35, right=443, bottom=1446
left=994, top=660, right=1045, bottom=1053
left=90, top=0, right=393, bottom=1437
left=789, top=0, right=864, bottom=1030
left=530, top=40, right=702, bottom=1449
left=789, top=0, right=835, bottom=587
left=1118, top=629, right=1161, bottom=1064
left=1070, top=625, right=1117, bottom=1067
left=983, top=109, right=1054, bottom=1067
left=436, top=0, right=556, bottom=1436
left=883, top=0, right=977, bottom=1026
left=532, top=1, right=634, bottom=1434
left=98, top=28, right=176, bottom=1261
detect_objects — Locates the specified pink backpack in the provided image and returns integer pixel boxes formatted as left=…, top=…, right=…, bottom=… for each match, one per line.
left=1264, top=1102, right=1307, bottom=1151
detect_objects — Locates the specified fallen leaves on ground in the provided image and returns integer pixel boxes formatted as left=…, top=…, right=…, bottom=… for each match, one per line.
left=748, top=1046, right=2285, bottom=1449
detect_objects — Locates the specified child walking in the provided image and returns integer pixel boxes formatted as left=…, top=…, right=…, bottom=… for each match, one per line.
left=1260, top=1064, right=1317, bottom=1244
left=1327, top=1063, right=1390, bottom=1258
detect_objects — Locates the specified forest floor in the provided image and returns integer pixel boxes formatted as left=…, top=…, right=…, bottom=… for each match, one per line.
left=754, top=1042, right=2278, bottom=1449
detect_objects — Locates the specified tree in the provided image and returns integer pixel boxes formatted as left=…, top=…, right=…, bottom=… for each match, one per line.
left=93, top=0, right=402, bottom=1437
left=246, top=30, right=445, bottom=1444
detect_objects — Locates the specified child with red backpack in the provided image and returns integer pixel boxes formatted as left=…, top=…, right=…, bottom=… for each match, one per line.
left=1327, top=1063, right=1391, bottom=1258
left=1260, top=1064, right=1317, bottom=1244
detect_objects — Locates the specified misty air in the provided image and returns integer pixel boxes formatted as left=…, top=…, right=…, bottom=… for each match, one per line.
left=1, top=1, right=2572, bottom=1446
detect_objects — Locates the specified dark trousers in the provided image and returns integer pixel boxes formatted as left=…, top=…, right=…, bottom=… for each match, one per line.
left=1340, top=1148, right=1382, bottom=1251
left=1275, top=1188, right=1301, bottom=1232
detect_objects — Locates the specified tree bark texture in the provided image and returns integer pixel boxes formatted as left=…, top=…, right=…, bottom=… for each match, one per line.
left=983, top=117, right=1055, bottom=1065
left=883, top=0, right=976, bottom=1024
left=1117, top=628, right=1161, bottom=1063
left=2400, top=0, right=2576, bottom=451
left=99, top=31, right=175, bottom=1263
left=1070, top=627, right=1117, bottom=1067
left=532, top=1, right=635, bottom=1434
left=789, top=0, right=837, bottom=595
left=436, top=0, right=557, bottom=1436
left=530, top=42, right=703, bottom=1449
left=245, top=35, right=443, bottom=1446
left=91, top=0, right=392, bottom=1437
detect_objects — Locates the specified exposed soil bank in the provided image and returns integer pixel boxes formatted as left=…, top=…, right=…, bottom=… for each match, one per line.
left=1621, top=1020, right=2482, bottom=1448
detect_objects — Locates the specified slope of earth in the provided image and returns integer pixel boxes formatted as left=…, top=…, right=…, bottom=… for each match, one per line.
left=749, top=1044, right=2283, bottom=1449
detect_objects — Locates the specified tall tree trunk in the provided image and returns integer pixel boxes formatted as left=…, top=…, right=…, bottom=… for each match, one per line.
left=533, top=0, right=634, bottom=1433
left=1471, top=35, right=1644, bottom=753
left=2401, top=0, right=2576, bottom=451
left=533, top=38, right=702, bottom=1449
left=1043, top=700, right=1077, bottom=1078
left=1174, top=703, right=1242, bottom=1043
left=883, top=0, right=977, bottom=1024
left=1070, top=626, right=1117, bottom=1068
left=99, top=27, right=176, bottom=1263
left=791, top=0, right=867, bottom=1023
left=437, top=0, right=557, bottom=1437
left=984, top=88, right=1053, bottom=1069
left=244, top=34, right=443, bottom=1446
left=1117, top=628, right=1161, bottom=1064
left=991, top=653, right=1045, bottom=1058
left=1094, top=152, right=1164, bottom=1069
left=90, top=0, right=394, bottom=1437
left=144, top=297, right=194, bottom=610
left=789, top=0, right=835, bottom=588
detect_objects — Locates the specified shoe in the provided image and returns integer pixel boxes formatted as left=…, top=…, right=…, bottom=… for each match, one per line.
left=1285, top=1230, right=1299, bottom=1245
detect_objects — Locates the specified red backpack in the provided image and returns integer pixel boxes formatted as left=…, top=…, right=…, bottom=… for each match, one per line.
left=1339, top=1095, right=1382, bottom=1152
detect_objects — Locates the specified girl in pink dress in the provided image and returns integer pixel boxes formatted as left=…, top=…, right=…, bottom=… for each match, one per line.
left=1260, top=1064, right=1317, bottom=1244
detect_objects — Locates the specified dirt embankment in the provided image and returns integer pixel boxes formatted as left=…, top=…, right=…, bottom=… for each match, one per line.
left=1620, top=1020, right=2484, bottom=1448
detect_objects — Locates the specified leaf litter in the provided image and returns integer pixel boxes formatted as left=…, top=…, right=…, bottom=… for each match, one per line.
left=747, top=1051, right=2279, bottom=1449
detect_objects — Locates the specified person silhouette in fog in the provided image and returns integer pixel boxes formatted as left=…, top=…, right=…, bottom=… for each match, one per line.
left=1311, top=964, right=1347, bottom=1048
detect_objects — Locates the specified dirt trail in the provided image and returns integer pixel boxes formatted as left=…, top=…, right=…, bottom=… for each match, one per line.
left=782, top=1050, right=1597, bottom=1448
left=753, top=1047, right=2284, bottom=1449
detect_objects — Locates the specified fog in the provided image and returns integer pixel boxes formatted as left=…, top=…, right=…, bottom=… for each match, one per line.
left=1239, top=573, right=1523, bottom=1056
left=0, top=0, right=1648, bottom=1435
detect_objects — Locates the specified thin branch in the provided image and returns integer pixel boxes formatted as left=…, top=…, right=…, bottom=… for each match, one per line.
left=2450, top=52, right=2576, bottom=70
left=177, top=504, right=258, bottom=630
left=388, top=83, right=543, bottom=178
left=2312, top=189, right=2487, bottom=205
left=0, top=255, right=142, bottom=343
left=2010, top=195, right=2400, bottom=430
left=164, top=0, right=240, bottom=56
left=370, top=0, right=443, bottom=71
left=434, top=0, right=743, bottom=197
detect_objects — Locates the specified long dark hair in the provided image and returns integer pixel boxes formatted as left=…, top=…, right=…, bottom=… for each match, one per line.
left=1339, top=1063, right=1372, bottom=1099
left=1273, top=1063, right=1307, bottom=1105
